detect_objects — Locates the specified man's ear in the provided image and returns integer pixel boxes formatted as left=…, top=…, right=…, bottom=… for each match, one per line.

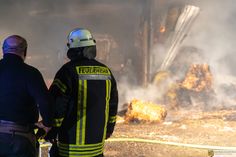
left=24, top=47, right=27, bottom=57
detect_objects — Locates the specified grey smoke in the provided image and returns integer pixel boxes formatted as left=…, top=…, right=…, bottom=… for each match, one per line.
left=1, top=0, right=236, bottom=108
left=0, top=0, right=143, bottom=79
left=185, top=0, right=236, bottom=77
left=180, top=0, right=236, bottom=108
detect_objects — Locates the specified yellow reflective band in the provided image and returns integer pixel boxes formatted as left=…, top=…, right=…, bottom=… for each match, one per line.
left=59, top=142, right=104, bottom=151
left=52, top=79, right=67, bottom=93
left=59, top=146, right=103, bottom=152
left=59, top=149, right=103, bottom=157
left=76, top=80, right=87, bottom=145
left=82, top=80, right=87, bottom=144
left=53, top=118, right=64, bottom=127
left=76, top=80, right=82, bottom=144
left=59, top=149, right=103, bottom=156
left=109, top=116, right=116, bottom=123
left=59, top=142, right=103, bottom=147
left=76, top=66, right=110, bottom=75
left=77, top=74, right=111, bottom=80
left=58, top=142, right=104, bottom=157
left=103, top=80, right=111, bottom=141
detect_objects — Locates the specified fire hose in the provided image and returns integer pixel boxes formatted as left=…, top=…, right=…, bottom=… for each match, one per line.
left=40, top=137, right=236, bottom=150
left=39, top=137, right=236, bottom=155
left=107, top=138, right=236, bottom=156
left=106, top=137, right=236, bottom=150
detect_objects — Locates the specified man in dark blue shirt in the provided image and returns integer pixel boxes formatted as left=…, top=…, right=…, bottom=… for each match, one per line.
left=0, top=35, right=53, bottom=157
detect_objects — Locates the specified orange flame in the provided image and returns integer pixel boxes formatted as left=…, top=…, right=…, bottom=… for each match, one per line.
left=125, top=99, right=167, bottom=123
left=160, top=26, right=166, bottom=33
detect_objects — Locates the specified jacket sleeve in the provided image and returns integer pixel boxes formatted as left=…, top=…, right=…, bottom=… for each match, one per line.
left=27, top=69, right=53, bottom=127
left=49, top=66, right=72, bottom=128
left=107, top=72, right=118, bottom=135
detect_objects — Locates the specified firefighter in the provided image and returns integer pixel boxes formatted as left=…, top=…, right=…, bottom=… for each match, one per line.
left=0, top=35, right=53, bottom=157
left=47, top=28, right=119, bottom=157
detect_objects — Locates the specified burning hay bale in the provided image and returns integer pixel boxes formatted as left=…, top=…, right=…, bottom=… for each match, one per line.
left=181, top=64, right=213, bottom=92
left=164, top=64, right=216, bottom=109
left=124, top=99, right=167, bottom=123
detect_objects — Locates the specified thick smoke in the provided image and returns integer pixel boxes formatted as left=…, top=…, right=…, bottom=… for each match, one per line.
left=185, top=0, right=236, bottom=77
left=120, top=0, right=236, bottom=109
left=0, top=0, right=143, bottom=80
left=183, top=0, right=236, bottom=108
left=2, top=0, right=236, bottom=110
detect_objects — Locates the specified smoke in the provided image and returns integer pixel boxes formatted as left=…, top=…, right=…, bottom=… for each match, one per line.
left=185, top=0, right=236, bottom=77
left=2, top=0, right=236, bottom=109
left=0, top=0, right=143, bottom=79
left=181, top=0, right=236, bottom=108
left=119, top=0, right=236, bottom=110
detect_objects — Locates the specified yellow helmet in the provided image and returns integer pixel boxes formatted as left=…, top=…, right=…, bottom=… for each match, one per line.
left=67, top=28, right=96, bottom=48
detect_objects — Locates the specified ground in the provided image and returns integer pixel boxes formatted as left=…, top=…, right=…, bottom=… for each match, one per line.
left=104, top=109, right=236, bottom=157
left=41, top=109, right=236, bottom=157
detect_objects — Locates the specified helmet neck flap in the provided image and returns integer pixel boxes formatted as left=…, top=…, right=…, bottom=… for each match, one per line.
left=67, top=45, right=96, bottom=60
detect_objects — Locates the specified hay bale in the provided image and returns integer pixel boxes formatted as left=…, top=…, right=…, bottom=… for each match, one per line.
left=125, top=99, right=167, bottom=123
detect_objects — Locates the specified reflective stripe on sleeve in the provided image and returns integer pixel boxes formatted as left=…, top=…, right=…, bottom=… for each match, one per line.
left=52, top=79, right=67, bottom=93
left=108, top=116, right=116, bottom=123
left=53, top=118, right=64, bottom=127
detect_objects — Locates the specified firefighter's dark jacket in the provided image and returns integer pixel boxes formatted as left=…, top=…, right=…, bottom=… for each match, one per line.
left=0, top=54, right=53, bottom=126
left=49, top=56, right=118, bottom=157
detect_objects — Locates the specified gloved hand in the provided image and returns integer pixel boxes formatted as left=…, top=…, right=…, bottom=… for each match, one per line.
left=44, top=127, right=58, bottom=143
left=35, top=128, right=46, bottom=140
left=35, top=121, right=51, bottom=134
left=44, top=128, right=59, bottom=157
left=35, top=121, right=51, bottom=140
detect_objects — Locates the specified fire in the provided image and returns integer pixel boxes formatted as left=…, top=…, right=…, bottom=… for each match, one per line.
left=164, top=64, right=215, bottom=108
left=159, top=25, right=166, bottom=33
left=181, top=64, right=213, bottom=92
left=125, top=99, right=167, bottom=123
left=123, top=64, right=214, bottom=122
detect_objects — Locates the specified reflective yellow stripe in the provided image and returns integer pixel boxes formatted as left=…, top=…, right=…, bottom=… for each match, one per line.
left=76, top=79, right=87, bottom=145
left=53, top=118, right=64, bottom=127
left=52, top=79, right=67, bottom=93
left=59, top=142, right=103, bottom=147
left=58, top=142, right=104, bottom=157
left=59, top=146, right=103, bottom=152
left=76, top=80, right=82, bottom=144
left=59, top=150, right=103, bottom=157
left=109, top=116, right=116, bottom=123
left=103, top=80, right=111, bottom=141
left=59, top=148, right=103, bottom=156
left=82, top=80, right=87, bottom=144
left=59, top=143, right=104, bottom=150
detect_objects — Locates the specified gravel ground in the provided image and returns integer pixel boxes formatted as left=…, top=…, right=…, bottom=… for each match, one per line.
left=104, top=142, right=209, bottom=157
left=104, top=109, right=236, bottom=157
left=41, top=109, right=236, bottom=157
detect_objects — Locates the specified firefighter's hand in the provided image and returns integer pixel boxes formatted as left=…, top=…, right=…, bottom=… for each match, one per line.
left=44, top=127, right=58, bottom=144
left=35, top=121, right=51, bottom=134
left=36, top=128, right=47, bottom=140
